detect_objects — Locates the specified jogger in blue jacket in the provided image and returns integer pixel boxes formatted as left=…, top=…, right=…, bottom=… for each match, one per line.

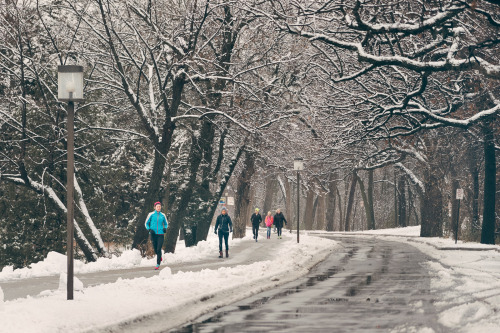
left=145, top=201, right=168, bottom=269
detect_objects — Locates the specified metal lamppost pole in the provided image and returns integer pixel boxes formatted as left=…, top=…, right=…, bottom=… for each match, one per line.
left=58, top=65, right=84, bottom=300
left=455, top=188, right=464, bottom=244
left=66, top=100, right=75, bottom=300
left=294, top=158, right=304, bottom=243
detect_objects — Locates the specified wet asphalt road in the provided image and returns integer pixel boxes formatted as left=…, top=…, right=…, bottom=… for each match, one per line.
left=170, top=236, right=441, bottom=333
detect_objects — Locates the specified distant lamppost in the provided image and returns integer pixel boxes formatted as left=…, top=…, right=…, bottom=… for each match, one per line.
left=58, top=65, right=84, bottom=300
left=294, top=158, right=304, bottom=243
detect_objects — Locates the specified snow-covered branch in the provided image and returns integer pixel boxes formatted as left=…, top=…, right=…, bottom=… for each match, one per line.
left=395, top=162, right=425, bottom=195
left=0, top=175, right=99, bottom=261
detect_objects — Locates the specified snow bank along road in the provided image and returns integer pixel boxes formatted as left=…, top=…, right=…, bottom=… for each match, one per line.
left=1, top=234, right=288, bottom=301
left=169, top=236, right=440, bottom=333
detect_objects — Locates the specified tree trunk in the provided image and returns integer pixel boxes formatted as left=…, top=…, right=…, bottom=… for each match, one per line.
left=397, top=176, right=406, bottom=227
left=311, top=194, right=320, bottom=229
left=168, top=142, right=245, bottom=252
left=481, top=122, right=496, bottom=245
left=132, top=148, right=168, bottom=250
left=344, top=171, right=357, bottom=232
left=336, top=187, right=343, bottom=231
left=325, top=174, right=337, bottom=231
left=189, top=130, right=226, bottom=245
left=303, top=187, right=315, bottom=230
left=181, top=120, right=216, bottom=248
left=450, top=179, right=460, bottom=238
left=468, top=146, right=481, bottom=239
left=163, top=125, right=205, bottom=252
left=367, top=169, right=375, bottom=230
left=196, top=145, right=245, bottom=244
left=233, top=152, right=255, bottom=238
left=262, top=176, right=277, bottom=216
left=284, top=175, right=293, bottom=231
left=420, top=171, right=443, bottom=237
left=394, top=168, right=398, bottom=228
left=316, top=194, right=327, bottom=230
left=407, top=185, right=414, bottom=226
left=356, top=172, right=376, bottom=230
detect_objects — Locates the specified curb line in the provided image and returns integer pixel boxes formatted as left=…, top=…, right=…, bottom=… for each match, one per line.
left=307, top=232, right=500, bottom=253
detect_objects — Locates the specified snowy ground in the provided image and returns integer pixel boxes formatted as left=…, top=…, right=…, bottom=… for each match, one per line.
left=0, top=231, right=336, bottom=333
left=0, top=233, right=252, bottom=281
left=1, top=227, right=500, bottom=333
left=311, top=227, right=500, bottom=333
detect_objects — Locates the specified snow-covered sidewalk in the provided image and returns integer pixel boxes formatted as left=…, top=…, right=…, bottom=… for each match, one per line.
left=312, top=226, right=500, bottom=332
left=0, top=232, right=257, bottom=282
left=0, top=232, right=336, bottom=333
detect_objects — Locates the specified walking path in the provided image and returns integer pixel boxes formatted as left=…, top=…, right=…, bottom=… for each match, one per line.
left=1, top=233, right=283, bottom=301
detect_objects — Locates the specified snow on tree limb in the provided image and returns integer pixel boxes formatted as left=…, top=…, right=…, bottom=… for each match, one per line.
left=73, top=174, right=109, bottom=257
left=297, top=28, right=500, bottom=78
left=0, top=175, right=98, bottom=261
left=395, top=162, right=425, bottom=195
left=351, top=1, right=464, bottom=34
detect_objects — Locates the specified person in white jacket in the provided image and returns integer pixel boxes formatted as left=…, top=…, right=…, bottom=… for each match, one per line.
left=145, top=201, right=168, bottom=270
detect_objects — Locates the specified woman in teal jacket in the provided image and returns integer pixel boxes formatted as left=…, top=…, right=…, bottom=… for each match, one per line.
left=214, top=206, right=233, bottom=258
left=145, top=201, right=168, bottom=269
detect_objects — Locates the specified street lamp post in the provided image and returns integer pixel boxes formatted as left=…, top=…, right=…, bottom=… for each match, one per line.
left=294, top=158, right=304, bottom=243
left=58, top=65, right=84, bottom=300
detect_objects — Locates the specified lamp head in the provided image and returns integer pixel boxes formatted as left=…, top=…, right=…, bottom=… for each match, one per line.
left=58, top=65, right=84, bottom=102
left=293, top=158, right=304, bottom=171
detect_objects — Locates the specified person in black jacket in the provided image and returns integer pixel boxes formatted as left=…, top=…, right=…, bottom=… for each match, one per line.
left=215, top=207, right=233, bottom=258
left=250, top=208, right=262, bottom=242
left=273, top=209, right=287, bottom=239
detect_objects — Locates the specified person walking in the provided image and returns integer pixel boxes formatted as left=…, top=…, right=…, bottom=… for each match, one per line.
left=250, top=208, right=262, bottom=242
left=215, top=206, right=233, bottom=258
left=265, top=211, right=274, bottom=239
left=145, top=201, right=168, bottom=270
left=273, top=208, right=287, bottom=239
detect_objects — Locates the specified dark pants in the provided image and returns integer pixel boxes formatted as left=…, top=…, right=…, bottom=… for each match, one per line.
left=218, top=231, right=229, bottom=251
left=152, top=234, right=164, bottom=265
left=252, top=224, right=259, bottom=239
left=277, top=226, right=283, bottom=237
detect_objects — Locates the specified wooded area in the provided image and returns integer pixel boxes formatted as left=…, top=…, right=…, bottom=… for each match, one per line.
left=1, top=0, right=498, bottom=269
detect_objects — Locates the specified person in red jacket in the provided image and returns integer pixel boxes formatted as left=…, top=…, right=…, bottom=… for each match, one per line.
left=265, top=211, right=274, bottom=239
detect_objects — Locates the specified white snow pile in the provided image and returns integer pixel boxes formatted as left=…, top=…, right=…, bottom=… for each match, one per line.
left=0, top=233, right=250, bottom=282
left=348, top=225, right=421, bottom=236
left=0, top=232, right=336, bottom=333
left=418, top=246, right=500, bottom=332
left=308, top=225, right=421, bottom=237
left=0, top=284, right=4, bottom=311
